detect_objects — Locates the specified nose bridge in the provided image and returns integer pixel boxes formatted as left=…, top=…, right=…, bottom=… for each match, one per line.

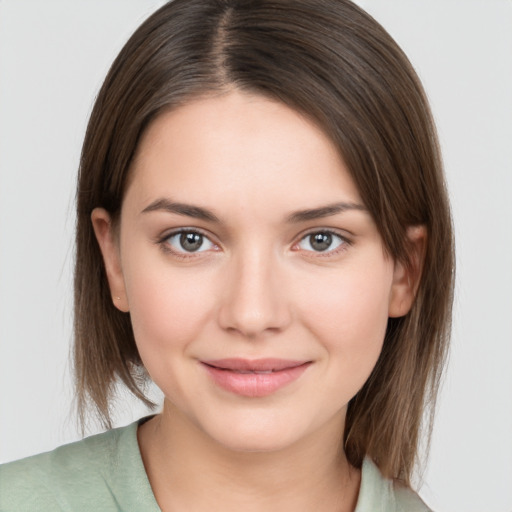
left=218, top=241, right=290, bottom=337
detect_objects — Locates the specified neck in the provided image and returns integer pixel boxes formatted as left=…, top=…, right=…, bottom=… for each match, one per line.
left=138, top=403, right=360, bottom=512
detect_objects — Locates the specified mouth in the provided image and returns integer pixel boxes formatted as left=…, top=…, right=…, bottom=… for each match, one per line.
left=200, top=358, right=312, bottom=397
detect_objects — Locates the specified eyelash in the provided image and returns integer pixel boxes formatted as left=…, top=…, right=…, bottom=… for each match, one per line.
left=293, top=229, right=351, bottom=258
left=157, top=228, right=351, bottom=259
left=157, top=228, right=219, bottom=259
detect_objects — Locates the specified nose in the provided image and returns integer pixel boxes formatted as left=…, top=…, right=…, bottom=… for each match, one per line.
left=218, top=246, right=292, bottom=338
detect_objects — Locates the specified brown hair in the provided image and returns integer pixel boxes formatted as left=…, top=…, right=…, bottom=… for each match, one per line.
left=74, top=0, right=454, bottom=484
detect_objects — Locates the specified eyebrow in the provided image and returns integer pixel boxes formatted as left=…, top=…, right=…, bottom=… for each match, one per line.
left=141, top=198, right=366, bottom=223
left=285, top=202, right=367, bottom=223
left=141, top=198, right=220, bottom=222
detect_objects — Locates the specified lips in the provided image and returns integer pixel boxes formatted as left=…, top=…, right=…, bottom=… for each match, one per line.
left=201, top=358, right=311, bottom=397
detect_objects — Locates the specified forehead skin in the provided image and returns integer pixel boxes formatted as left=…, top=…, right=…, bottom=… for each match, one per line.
left=125, top=90, right=366, bottom=229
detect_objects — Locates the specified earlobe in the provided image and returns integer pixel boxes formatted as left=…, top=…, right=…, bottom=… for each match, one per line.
left=91, top=208, right=129, bottom=312
left=388, top=225, right=426, bottom=318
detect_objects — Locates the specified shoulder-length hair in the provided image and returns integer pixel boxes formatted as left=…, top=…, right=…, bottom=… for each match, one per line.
left=74, top=0, right=454, bottom=485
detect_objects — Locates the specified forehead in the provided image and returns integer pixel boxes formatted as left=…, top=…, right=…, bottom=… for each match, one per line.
left=126, top=91, right=363, bottom=213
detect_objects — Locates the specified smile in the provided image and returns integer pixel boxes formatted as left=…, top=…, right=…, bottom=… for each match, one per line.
left=200, top=358, right=312, bottom=397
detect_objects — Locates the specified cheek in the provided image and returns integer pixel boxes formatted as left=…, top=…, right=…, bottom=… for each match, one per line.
left=297, top=257, right=393, bottom=386
left=123, top=252, right=216, bottom=358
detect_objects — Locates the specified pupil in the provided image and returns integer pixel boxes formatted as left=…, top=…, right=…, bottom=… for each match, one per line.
left=180, top=232, right=202, bottom=252
left=311, top=232, right=332, bottom=251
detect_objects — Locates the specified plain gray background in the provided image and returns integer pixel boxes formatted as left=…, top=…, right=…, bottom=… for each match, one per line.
left=0, top=1, right=511, bottom=511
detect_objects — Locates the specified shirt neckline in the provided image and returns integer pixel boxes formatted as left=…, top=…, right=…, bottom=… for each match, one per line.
left=125, top=416, right=398, bottom=512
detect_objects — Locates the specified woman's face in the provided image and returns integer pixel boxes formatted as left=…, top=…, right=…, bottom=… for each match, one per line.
left=94, top=91, right=414, bottom=452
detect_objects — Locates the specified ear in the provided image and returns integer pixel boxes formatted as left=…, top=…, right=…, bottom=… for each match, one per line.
left=388, top=225, right=426, bottom=318
left=91, top=208, right=129, bottom=312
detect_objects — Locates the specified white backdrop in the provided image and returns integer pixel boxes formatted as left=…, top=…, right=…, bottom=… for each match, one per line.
left=0, top=1, right=511, bottom=511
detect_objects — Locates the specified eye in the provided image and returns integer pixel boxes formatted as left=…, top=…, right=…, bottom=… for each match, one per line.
left=164, top=230, right=216, bottom=253
left=297, top=231, right=346, bottom=253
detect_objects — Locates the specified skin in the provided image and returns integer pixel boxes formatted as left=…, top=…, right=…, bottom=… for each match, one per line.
left=92, top=90, right=424, bottom=511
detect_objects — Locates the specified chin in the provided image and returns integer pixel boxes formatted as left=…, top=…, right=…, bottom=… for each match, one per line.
left=213, top=429, right=300, bottom=454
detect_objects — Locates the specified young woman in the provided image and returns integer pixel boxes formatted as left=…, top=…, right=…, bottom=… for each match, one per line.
left=0, top=1, right=454, bottom=510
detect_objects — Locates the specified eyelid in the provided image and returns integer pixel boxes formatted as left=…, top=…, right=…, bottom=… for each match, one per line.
left=157, top=227, right=220, bottom=257
left=292, top=228, right=352, bottom=256
left=155, top=226, right=352, bottom=259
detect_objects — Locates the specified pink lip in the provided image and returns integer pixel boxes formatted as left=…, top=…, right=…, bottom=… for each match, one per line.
left=201, top=358, right=311, bottom=397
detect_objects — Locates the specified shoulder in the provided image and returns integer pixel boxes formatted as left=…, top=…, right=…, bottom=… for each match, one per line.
left=0, top=418, right=159, bottom=512
left=355, top=458, right=432, bottom=512
left=0, top=425, right=124, bottom=511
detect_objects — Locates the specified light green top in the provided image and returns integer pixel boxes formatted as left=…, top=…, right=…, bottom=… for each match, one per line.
left=0, top=418, right=431, bottom=511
